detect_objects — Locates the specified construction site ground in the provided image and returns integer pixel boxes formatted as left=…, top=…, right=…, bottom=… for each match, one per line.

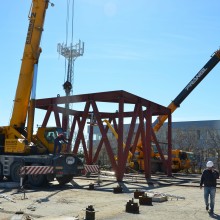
left=0, top=172, right=220, bottom=220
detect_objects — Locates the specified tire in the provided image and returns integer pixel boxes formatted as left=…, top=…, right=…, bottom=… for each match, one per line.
left=159, top=164, right=165, bottom=172
left=151, top=162, right=159, bottom=174
left=11, top=162, right=23, bottom=182
left=133, top=162, right=139, bottom=171
left=28, top=163, right=46, bottom=187
left=56, top=175, right=74, bottom=185
left=172, top=169, right=178, bottom=173
left=28, top=174, right=46, bottom=187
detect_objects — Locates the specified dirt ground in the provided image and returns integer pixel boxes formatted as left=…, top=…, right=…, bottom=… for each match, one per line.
left=0, top=173, right=220, bottom=220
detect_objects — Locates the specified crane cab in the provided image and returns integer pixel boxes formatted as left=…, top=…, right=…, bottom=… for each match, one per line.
left=34, top=127, right=68, bottom=154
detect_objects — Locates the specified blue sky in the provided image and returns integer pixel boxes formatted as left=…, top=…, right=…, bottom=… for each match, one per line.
left=0, top=0, right=220, bottom=128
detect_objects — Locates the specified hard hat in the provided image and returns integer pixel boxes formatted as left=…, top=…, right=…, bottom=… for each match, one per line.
left=206, top=161, right=214, bottom=168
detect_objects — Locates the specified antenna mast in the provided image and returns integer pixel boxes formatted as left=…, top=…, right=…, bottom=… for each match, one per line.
left=57, top=0, right=84, bottom=138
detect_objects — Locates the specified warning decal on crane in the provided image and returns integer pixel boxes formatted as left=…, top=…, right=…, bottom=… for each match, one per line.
left=20, top=166, right=54, bottom=175
left=84, top=165, right=99, bottom=174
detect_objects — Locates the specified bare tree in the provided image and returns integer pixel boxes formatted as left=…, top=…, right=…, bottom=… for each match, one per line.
left=173, top=128, right=198, bottom=151
left=205, top=129, right=220, bottom=170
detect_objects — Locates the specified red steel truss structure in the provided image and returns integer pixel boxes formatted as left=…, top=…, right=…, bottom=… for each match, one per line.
left=35, top=90, right=172, bottom=181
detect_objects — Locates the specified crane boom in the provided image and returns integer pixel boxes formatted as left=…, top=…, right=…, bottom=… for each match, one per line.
left=135, top=49, right=220, bottom=173
left=10, top=0, right=49, bottom=129
left=153, top=49, right=220, bottom=132
left=136, top=49, right=220, bottom=148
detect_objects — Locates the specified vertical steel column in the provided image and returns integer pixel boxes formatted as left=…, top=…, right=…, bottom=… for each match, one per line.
left=145, top=107, right=152, bottom=179
left=117, top=97, right=124, bottom=181
left=167, top=113, right=172, bottom=176
left=62, top=113, right=68, bottom=132
left=88, top=124, right=94, bottom=164
left=139, top=105, right=150, bottom=177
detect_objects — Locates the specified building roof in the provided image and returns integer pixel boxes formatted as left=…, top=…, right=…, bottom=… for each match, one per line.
left=171, top=120, right=220, bottom=129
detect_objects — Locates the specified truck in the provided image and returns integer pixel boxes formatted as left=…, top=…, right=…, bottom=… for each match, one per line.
left=132, top=49, right=220, bottom=173
left=0, top=0, right=83, bottom=186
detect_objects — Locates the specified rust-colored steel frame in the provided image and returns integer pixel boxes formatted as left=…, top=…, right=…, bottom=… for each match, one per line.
left=35, top=90, right=172, bottom=181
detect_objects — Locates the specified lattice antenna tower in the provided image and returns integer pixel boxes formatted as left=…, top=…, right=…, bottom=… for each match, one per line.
left=57, top=41, right=84, bottom=96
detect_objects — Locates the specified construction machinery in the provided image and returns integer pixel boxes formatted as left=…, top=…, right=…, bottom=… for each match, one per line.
left=171, top=149, right=193, bottom=173
left=171, top=150, right=197, bottom=173
left=131, top=144, right=163, bottom=173
left=133, top=49, right=220, bottom=173
left=0, top=0, right=83, bottom=186
left=132, top=143, right=196, bottom=173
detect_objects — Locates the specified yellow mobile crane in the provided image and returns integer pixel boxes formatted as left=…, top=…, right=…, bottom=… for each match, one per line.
left=133, top=49, right=220, bottom=172
left=0, top=0, right=83, bottom=186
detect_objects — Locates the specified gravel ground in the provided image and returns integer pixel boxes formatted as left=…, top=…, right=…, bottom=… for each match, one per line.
left=0, top=174, right=220, bottom=220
